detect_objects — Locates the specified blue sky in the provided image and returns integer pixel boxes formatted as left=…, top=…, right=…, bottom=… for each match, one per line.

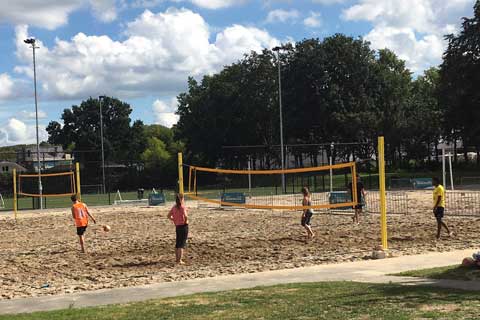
left=0, top=0, right=476, bottom=146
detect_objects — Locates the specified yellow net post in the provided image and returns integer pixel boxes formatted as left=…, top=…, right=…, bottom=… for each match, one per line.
left=378, top=136, right=388, bottom=250
left=76, top=162, right=82, bottom=201
left=351, top=163, right=358, bottom=205
left=13, top=168, right=17, bottom=221
left=178, top=152, right=184, bottom=194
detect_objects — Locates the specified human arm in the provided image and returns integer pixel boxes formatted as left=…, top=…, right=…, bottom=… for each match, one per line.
left=433, top=195, right=442, bottom=212
left=167, top=208, right=174, bottom=223
left=85, top=206, right=96, bottom=224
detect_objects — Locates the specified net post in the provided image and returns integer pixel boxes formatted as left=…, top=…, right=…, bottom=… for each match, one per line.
left=75, top=162, right=82, bottom=201
left=378, top=136, right=388, bottom=250
left=178, top=153, right=184, bottom=194
left=13, top=168, right=17, bottom=221
left=352, top=163, right=358, bottom=205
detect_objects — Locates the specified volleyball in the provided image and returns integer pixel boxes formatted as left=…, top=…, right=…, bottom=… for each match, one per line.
left=103, top=225, right=111, bottom=232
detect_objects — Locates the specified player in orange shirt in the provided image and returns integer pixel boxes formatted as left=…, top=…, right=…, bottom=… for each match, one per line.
left=71, top=194, right=96, bottom=253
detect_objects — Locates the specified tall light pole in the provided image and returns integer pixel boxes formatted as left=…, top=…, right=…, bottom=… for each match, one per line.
left=99, top=96, right=107, bottom=194
left=24, top=38, right=43, bottom=209
left=273, top=46, right=285, bottom=193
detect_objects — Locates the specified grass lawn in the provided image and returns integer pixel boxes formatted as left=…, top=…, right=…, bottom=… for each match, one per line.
left=2, top=281, right=480, bottom=320
left=394, top=265, right=480, bottom=281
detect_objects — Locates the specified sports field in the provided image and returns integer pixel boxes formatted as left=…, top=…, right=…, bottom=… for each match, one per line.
left=1, top=190, right=479, bottom=299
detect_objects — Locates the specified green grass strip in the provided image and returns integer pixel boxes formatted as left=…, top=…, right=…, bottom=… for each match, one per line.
left=2, top=281, right=480, bottom=320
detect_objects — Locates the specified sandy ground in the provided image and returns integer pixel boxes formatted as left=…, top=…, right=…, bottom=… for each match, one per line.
left=1, top=190, right=480, bottom=299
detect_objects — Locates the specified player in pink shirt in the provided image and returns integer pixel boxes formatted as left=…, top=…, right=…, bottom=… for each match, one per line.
left=167, top=193, right=189, bottom=265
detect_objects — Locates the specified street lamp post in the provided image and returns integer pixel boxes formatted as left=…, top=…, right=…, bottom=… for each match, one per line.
left=99, top=96, right=107, bottom=194
left=24, top=38, right=43, bottom=209
left=272, top=46, right=286, bottom=194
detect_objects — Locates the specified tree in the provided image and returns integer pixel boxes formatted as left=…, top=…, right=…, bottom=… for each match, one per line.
left=439, top=1, right=480, bottom=164
left=371, top=49, right=412, bottom=166
left=141, top=137, right=170, bottom=168
left=404, top=68, right=442, bottom=165
left=176, top=50, right=278, bottom=168
left=46, top=97, right=137, bottom=163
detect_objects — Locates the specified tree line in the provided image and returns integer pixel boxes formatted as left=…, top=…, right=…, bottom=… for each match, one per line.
left=44, top=1, right=480, bottom=190
left=175, top=1, right=480, bottom=170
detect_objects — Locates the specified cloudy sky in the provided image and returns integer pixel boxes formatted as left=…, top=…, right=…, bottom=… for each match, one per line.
left=0, top=0, right=475, bottom=146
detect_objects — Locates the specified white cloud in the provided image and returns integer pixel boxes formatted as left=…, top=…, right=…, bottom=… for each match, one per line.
left=13, top=8, right=279, bottom=100
left=89, top=0, right=118, bottom=22
left=0, top=74, right=14, bottom=100
left=0, top=0, right=83, bottom=30
left=20, top=110, right=48, bottom=119
left=342, top=0, right=476, bottom=72
left=131, top=0, right=167, bottom=8
left=0, top=0, right=120, bottom=29
left=365, top=26, right=444, bottom=73
left=214, top=25, right=279, bottom=60
left=265, top=9, right=300, bottom=24
left=130, top=0, right=243, bottom=9
left=303, top=11, right=322, bottom=28
left=152, top=98, right=179, bottom=127
left=312, top=0, right=344, bottom=4
left=0, top=118, right=48, bottom=145
left=190, top=0, right=241, bottom=9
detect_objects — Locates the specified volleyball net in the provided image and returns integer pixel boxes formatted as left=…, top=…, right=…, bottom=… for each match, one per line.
left=17, top=171, right=76, bottom=197
left=183, top=161, right=359, bottom=210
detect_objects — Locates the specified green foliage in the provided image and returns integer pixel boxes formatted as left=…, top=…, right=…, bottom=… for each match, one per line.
left=45, top=99, right=183, bottom=188
left=174, top=35, right=419, bottom=168
left=141, top=137, right=170, bottom=168
left=46, top=97, right=135, bottom=162
left=439, top=0, right=480, bottom=163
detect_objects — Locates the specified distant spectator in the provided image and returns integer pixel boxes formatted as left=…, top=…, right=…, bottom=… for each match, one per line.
left=432, top=177, right=453, bottom=239
left=348, top=174, right=366, bottom=224
left=300, top=186, right=315, bottom=240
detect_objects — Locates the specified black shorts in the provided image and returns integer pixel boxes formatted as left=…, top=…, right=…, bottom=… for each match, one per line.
left=354, top=204, right=363, bottom=210
left=76, top=226, right=87, bottom=236
left=175, top=224, right=189, bottom=249
left=301, top=210, right=313, bottom=226
left=434, top=207, right=445, bottom=221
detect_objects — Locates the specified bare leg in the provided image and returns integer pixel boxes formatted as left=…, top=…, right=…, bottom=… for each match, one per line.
left=176, top=248, right=185, bottom=264
left=78, top=235, right=85, bottom=253
left=353, top=209, right=360, bottom=224
left=179, top=248, right=185, bottom=263
left=304, top=225, right=314, bottom=239
left=175, top=248, right=180, bottom=263
left=436, top=220, right=442, bottom=239
left=441, top=221, right=452, bottom=235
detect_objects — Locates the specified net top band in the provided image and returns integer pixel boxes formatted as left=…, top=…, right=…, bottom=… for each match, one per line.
left=186, top=161, right=355, bottom=175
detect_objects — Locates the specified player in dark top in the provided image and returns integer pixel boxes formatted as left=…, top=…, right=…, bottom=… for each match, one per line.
left=348, top=175, right=366, bottom=224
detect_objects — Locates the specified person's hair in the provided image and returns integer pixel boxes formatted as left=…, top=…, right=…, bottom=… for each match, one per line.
left=71, top=194, right=77, bottom=202
left=432, top=177, right=440, bottom=185
left=175, top=193, right=184, bottom=208
left=301, top=186, right=310, bottom=196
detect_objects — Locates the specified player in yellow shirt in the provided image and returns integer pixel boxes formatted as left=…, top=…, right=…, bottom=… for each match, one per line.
left=432, top=177, right=453, bottom=239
